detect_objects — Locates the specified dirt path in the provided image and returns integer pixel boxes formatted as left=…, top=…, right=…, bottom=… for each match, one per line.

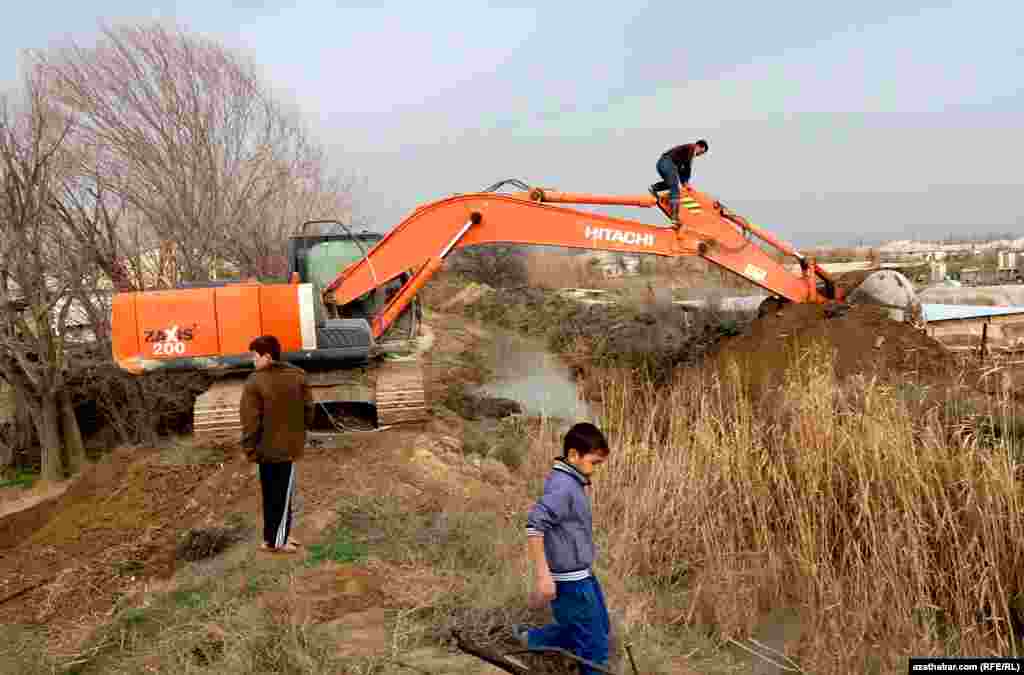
left=0, top=446, right=244, bottom=625
left=0, top=481, right=71, bottom=518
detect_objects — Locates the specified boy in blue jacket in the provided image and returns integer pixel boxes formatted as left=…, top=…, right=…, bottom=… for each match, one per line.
left=515, top=422, right=611, bottom=674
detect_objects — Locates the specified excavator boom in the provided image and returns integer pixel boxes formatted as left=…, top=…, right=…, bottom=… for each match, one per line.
left=323, top=185, right=840, bottom=338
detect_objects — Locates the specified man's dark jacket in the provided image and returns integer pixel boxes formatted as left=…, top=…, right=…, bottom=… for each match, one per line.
left=240, top=362, right=315, bottom=463
left=662, top=143, right=699, bottom=184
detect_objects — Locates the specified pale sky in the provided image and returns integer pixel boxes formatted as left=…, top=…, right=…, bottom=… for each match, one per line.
left=4, top=1, right=1022, bottom=247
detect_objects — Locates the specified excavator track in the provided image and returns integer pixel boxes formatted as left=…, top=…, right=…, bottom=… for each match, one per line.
left=373, top=319, right=431, bottom=427
left=190, top=357, right=427, bottom=446
left=374, top=357, right=427, bottom=426
left=193, top=378, right=247, bottom=446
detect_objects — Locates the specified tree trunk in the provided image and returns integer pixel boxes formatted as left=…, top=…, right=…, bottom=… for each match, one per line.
left=59, top=389, right=86, bottom=474
left=12, top=386, right=34, bottom=452
left=0, top=384, right=13, bottom=470
left=32, top=393, right=64, bottom=481
left=0, top=437, right=11, bottom=472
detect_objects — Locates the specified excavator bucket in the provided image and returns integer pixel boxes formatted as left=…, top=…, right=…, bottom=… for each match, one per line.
left=843, top=269, right=923, bottom=323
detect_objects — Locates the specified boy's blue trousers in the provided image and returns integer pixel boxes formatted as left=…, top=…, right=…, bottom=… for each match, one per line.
left=527, top=575, right=610, bottom=674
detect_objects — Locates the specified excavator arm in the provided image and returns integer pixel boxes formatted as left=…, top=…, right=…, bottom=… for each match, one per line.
left=323, top=184, right=843, bottom=339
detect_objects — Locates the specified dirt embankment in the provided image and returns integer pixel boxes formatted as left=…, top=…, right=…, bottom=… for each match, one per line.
left=0, top=446, right=246, bottom=625
left=704, top=299, right=1024, bottom=442
left=710, top=302, right=958, bottom=396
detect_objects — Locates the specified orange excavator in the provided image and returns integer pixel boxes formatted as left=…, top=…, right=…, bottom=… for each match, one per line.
left=110, top=181, right=918, bottom=443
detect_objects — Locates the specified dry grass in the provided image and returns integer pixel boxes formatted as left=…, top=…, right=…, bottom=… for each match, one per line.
left=585, top=338, right=1024, bottom=673
left=17, top=517, right=399, bottom=675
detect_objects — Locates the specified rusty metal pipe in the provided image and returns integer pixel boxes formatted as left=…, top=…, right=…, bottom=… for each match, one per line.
left=518, top=188, right=659, bottom=208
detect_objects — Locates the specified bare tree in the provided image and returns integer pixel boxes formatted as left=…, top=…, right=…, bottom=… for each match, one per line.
left=0, top=81, right=86, bottom=480
left=235, top=142, right=358, bottom=279
left=0, top=22, right=370, bottom=478
left=33, top=22, right=346, bottom=283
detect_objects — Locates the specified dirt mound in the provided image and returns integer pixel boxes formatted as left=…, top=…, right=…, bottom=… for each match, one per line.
left=711, top=302, right=957, bottom=396
left=832, top=269, right=882, bottom=295
left=0, top=447, right=251, bottom=626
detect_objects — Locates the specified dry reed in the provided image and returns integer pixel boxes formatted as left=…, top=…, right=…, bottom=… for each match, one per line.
left=585, top=338, right=1024, bottom=672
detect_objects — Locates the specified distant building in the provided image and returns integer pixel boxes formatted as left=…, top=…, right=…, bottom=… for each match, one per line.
left=958, top=267, right=998, bottom=285
left=958, top=267, right=979, bottom=284
left=996, top=249, right=1024, bottom=283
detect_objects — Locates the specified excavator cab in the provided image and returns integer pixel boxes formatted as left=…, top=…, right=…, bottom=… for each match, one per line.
left=287, top=221, right=420, bottom=344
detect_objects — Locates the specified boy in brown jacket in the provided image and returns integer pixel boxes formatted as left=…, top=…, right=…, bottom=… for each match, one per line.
left=240, top=335, right=316, bottom=553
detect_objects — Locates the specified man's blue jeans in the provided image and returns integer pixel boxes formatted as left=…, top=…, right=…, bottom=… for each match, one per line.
left=655, top=154, right=682, bottom=210
left=527, top=576, right=610, bottom=674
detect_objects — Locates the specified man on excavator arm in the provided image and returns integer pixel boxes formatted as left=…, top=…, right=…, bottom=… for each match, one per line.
left=651, top=139, right=708, bottom=224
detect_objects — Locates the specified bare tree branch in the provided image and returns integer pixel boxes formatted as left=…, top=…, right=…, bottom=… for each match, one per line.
left=33, top=22, right=356, bottom=283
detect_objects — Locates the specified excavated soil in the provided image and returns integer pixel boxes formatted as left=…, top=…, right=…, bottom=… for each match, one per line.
left=710, top=302, right=959, bottom=397
left=0, top=446, right=250, bottom=626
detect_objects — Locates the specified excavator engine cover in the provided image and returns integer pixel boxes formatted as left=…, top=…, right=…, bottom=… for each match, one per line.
left=111, top=283, right=373, bottom=374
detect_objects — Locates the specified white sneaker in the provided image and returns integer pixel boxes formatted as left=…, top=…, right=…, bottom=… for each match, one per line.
left=510, top=623, right=530, bottom=647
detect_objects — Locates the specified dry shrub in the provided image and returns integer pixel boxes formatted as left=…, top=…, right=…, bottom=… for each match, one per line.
left=67, top=354, right=215, bottom=447
left=523, top=249, right=606, bottom=289
left=445, top=244, right=529, bottom=289
left=672, top=257, right=761, bottom=292
left=175, top=524, right=250, bottom=562
left=583, top=340, right=1024, bottom=672
left=417, top=269, right=468, bottom=311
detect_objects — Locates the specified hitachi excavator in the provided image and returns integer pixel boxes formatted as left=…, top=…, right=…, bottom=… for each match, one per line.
left=110, top=181, right=920, bottom=443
